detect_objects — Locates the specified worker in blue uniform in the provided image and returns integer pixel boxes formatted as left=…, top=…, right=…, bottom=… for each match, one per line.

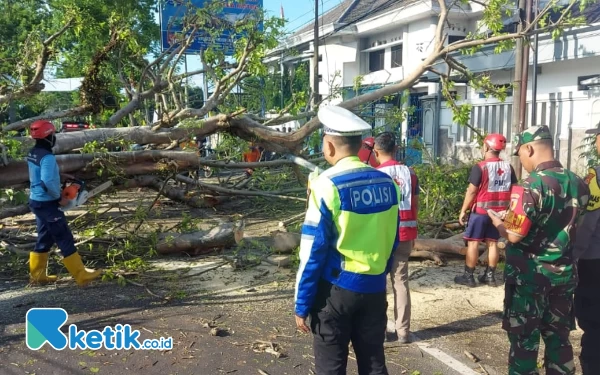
left=27, top=120, right=102, bottom=286
left=294, top=106, right=401, bottom=375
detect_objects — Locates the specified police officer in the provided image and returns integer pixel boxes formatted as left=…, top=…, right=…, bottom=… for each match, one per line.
left=27, top=120, right=102, bottom=286
left=487, top=126, right=589, bottom=375
left=294, top=106, right=400, bottom=375
left=573, top=124, right=600, bottom=374
left=457, top=133, right=517, bottom=287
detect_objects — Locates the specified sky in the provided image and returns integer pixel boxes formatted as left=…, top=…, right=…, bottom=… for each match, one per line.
left=262, top=0, right=339, bottom=33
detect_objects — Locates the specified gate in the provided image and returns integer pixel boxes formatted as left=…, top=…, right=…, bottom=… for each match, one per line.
left=404, top=93, right=427, bottom=166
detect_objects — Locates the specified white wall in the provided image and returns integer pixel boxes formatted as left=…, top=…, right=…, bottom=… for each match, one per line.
left=403, top=17, right=436, bottom=74
left=318, top=38, right=358, bottom=102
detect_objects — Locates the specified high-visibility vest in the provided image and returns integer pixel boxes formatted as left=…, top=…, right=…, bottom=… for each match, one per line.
left=294, top=156, right=400, bottom=317
left=377, top=161, right=418, bottom=241
left=473, top=158, right=512, bottom=214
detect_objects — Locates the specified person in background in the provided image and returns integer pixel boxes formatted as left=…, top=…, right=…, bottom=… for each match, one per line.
left=294, top=106, right=400, bottom=375
left=242, top=143, right=261, bottom=177
left=572, top=124, right=600, bottom=374
left=488, top=125, right=589, bottom=375
left=456, top=134, right=517, bottom=287
left=27, top=120, right=102, bottom=286
left=373, top=132, right=419, bottom=344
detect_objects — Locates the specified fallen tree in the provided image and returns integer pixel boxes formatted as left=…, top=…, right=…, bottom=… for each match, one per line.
left=157, top=221, right=245, bottom=255
left=0, top=0, right=587, bottom=280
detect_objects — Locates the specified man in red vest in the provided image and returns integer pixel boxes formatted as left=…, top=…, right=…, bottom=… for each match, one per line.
left=457, top=133, right=517, bottom=287
left=373, top=132, right=419, bottom=343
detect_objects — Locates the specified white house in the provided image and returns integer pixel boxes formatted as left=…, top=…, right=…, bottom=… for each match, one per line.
left=270, top=0, right=600, bottom=172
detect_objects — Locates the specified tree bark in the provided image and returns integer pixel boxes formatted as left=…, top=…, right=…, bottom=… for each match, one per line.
left=410, top=250, right=446, bottom=266
left=123, top=176, right=226, bottom=208
left=0, top=205, right=30, bottom=220
left=156, top=221, right=244, bottom=255
left=413, top=238, right=467, bottom=256
left=0, top=151, right=207, bottom=187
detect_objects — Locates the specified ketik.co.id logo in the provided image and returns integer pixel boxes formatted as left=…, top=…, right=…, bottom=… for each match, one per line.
left=26, top=308, right=173, bottom=351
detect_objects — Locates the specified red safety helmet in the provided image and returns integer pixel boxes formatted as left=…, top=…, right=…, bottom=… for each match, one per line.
left=30, top=120, right=56, bottom=139
left=362, top=137, right=375, bottom=150
left=484, top=133, right=507, bottom=152
left=358, top=137, right=379, bottom=167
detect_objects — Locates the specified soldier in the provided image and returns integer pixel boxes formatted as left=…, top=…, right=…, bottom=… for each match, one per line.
left=294, top=106, right=400, bottom=375
left=573, top=124, right=600, bottom=374
left=372, top=132, right=419, bottom=344
left=487, top=126, right=589, bottom=375
left=457, top=133, right=517, bottom=287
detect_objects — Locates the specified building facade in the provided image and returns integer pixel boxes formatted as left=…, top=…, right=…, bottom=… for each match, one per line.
left=270, top=0, right=600, bottom=172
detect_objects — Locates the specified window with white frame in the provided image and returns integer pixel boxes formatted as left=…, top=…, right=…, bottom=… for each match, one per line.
left=369, top=50, right=385, bottom=72
left=391, top=45, right=403, bottom=68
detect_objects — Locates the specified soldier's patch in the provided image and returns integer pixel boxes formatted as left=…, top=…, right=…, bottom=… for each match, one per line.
left=505, top=185, right=533, bottom=237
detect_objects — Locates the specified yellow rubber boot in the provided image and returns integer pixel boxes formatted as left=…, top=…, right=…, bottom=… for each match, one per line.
left=62, top=252, right=102, bottom=286
left=29, top=252, right=58, bottom=284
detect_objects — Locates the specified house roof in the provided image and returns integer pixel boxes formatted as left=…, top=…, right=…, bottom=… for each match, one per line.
left=294, top=0, right=411, bottom=35
left=295, top=0, right=354, bottom=35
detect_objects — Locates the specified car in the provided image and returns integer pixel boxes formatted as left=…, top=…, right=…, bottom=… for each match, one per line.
left=60, top=120, right=92, bottom=133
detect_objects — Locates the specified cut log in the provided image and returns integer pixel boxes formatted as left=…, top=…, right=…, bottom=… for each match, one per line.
left=270, top=231, right=301, bottom=254
left=413, top=239, right=467, bottom=256
left=156, top=221, right=245, bottom=255
left=409, top=250, right=446, bottom=266
left=0, top=204, right=30, bottom=220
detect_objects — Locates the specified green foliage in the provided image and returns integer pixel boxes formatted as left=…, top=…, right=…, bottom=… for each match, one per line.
left=577, top=134, right=600, bottom=169
left=414, top=161, right=474, bottom=222
left=0, top=188, right=29, bottom=205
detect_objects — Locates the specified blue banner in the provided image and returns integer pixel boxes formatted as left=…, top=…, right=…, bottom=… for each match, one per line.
left=160, top=0, right=263, bottom=55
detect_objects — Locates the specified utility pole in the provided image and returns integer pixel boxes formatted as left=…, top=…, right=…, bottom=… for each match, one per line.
left=519, top=0, right=532, bottom=130
left=312, top=0, right=319, bottom=108
left=511, top=0, right=528, bottom=179
left=531, top=0, right=540, bottom=124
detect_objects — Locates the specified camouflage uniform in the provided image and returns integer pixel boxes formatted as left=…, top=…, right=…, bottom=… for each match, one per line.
left=502, top=126, right=590, bottom=375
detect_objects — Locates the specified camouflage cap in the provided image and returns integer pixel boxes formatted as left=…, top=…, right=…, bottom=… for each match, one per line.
left=512, top=125, right=552, bottom=155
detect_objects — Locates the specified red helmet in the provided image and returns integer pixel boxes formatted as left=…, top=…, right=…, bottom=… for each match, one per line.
left=30, top=120, right=56, bottom=139
left=362, top=137, right=375, bottom=149
left=484, top=133, right=507, bottom=152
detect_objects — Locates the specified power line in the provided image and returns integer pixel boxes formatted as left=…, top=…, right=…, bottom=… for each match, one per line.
left=286, top=0, right=339, bottom=33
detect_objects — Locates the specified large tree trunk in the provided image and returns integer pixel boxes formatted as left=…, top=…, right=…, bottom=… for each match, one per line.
left=123, top=176, right=227, bottom=208
left=413, top=239, right=467, bottom=255
left=0, top=150, right=311, bottom=188
left=0, top=205, right=30, bottom=220
left=156, top=221, right=244, bottom=255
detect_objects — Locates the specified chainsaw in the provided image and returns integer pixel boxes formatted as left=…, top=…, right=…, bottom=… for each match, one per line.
left=60, top=179, right=113, bottom=212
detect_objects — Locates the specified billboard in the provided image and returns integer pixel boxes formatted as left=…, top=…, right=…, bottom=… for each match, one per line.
left=160, top=0, right=263, bottom=55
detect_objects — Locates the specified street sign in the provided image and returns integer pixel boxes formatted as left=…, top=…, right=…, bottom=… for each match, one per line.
left=159, top=0, right=263, bottom=55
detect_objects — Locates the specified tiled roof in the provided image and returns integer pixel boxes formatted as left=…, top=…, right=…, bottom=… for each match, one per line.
left=294, top=0, right=412, bottom=35
left=342, top=0, right=405, bottom=24
left=293, top=0, right=600, bottom=38
left=295, top=0, right=355, bottom=35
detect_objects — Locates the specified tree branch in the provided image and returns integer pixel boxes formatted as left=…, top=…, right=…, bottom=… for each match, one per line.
left=3, top=105, right=93, bottom=132
left=0, top=18, right=74, bottom=105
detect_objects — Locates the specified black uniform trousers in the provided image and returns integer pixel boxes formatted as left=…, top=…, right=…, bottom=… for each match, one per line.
left=29, top=199, right=77, bottom=257
left=575, top=258, right=600, bottom=375
left=309, top=280, right=388, bottom=375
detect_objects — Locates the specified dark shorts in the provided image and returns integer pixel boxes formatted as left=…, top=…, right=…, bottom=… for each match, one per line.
left=464, top=213, right=500, bottom=242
